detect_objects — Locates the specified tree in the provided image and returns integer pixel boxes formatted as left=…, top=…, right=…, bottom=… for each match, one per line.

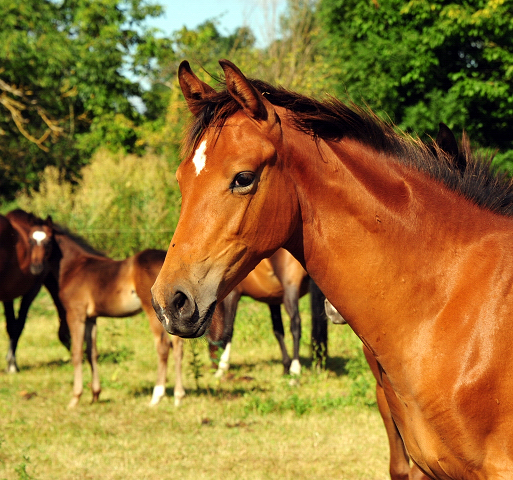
left=318, top=0, right=513, bottom=150
left=137, top=19, right=258, bottom=158
left=0, top=0, right=165, bottom=199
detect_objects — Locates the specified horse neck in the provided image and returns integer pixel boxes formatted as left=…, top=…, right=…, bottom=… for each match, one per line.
left=285, top=134, right=511, bottom=346
left=54, top=232, right=107, bottom=273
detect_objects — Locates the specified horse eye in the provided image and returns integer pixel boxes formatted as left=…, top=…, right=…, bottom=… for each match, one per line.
left=231, top=172, right=255, bottom=193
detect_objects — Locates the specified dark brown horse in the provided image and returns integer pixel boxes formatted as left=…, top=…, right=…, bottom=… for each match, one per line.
left=1, top=209, right=68, bottom=372
left=47, top=227, right=184, bottom=408
left=210, top=248, right=310, bottom=380
left=152, top=60, right=513, bottom=479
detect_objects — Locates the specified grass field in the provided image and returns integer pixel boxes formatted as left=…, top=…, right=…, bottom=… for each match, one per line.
left=0, top=290, right=391, bottom=480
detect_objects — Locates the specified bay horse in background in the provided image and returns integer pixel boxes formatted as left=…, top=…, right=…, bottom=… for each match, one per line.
left=47, top=226, right=185, bottom=408
left=151, top=60, right=513, bottom=479
left=1, top=209, right=69, bottom=373
left=209, top=248, right=311, bottom=380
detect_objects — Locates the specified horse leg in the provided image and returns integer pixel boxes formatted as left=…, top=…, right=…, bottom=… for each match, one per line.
left=309, top=279, right=328, bottom=370
left=269, top=304, right=292, bottom=375
left=4, top=301, right=19, bottom=373
left=282, top=285, right=302, bottom=379
left=84, top=317, right=101, bottom=404
left=171, top=335, right=185, bottom=406
left=376, top=380, right=411, bottom=480
left=211, top=290, right=239, bottom=378
left=147, top=309, right=171, bottom=406
left=5, top=282, right=43, bottom=373
left=44, top=273, right=70, bottom=351
left=207, top=302, right=226, bottom=370
left=363, top=345, right=422, bottom=480
left=68, top=314, right=86, bottom=408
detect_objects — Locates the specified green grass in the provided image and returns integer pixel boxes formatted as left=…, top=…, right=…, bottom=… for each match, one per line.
left=0, top=291, right=388, bottom=480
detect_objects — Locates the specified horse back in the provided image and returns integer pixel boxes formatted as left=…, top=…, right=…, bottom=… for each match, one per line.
left=57, top=249, right=142, bottom=318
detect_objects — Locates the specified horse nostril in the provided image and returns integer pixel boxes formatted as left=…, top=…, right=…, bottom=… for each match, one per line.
left=172, top=290, right=191, bottom=317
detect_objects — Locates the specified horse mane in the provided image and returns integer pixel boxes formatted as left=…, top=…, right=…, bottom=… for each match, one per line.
left=184, top=78, right=513, bottom=216
left=52, top=223, right=107, bottom=257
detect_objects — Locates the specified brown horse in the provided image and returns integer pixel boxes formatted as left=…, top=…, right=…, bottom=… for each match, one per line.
left=152, top=59, right=513, bottom=479
left=210, top=248, right=310, bottom=379
left=322, top=124, right=468, bottom=480
left=1, top=209, right=69, bottom=372
left=325, top=300, right=428, bottom=480
left=47, top=226, right=184, bottom=408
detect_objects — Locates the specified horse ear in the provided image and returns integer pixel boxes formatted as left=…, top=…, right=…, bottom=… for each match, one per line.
left=436, top=122, right=467, bottom=173
left=45, top=215, right=53, bottom=228
left=178, top=60, right=216, bottom=116
left=219, top=59, right=269, bottom=121
left=436, top=122, right=459, bottom=159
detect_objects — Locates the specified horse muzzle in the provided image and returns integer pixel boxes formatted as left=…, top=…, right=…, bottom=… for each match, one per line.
left=30, top=263, right=44, bottom=275
left=151, top=287, right=216, bottom=338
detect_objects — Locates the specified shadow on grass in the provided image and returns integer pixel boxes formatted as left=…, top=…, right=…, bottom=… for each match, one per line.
left=131, top=383, right=267, bottom=401
left=16, top=357, right=70, bottom=372
left=211, top=354, right=353, bottom=378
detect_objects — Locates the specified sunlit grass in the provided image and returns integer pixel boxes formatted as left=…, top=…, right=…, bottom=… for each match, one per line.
left=0, top=290, right=387, bottom=480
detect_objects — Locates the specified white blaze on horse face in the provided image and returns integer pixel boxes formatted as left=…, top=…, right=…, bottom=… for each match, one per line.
left=32, top=230, right=47, bottom=246
left=192, top=140, right=207, bottom=176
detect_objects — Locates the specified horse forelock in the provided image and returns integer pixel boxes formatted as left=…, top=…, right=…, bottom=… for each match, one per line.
left=182, top=77, right=513, bottom=216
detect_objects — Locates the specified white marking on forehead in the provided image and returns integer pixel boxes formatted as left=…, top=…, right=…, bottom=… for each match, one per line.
left=32, top=231, right=47, bottom=245
left=192, top=140, right=207, bottom=176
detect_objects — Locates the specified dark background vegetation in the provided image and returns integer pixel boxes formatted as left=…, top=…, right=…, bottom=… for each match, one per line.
left=1, top=0, right=513, bottom=255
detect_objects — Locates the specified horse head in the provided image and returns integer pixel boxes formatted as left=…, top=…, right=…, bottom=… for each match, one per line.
left=151, top=60, right=300, bottom=338
left=27, top=216, right=53, bottom=275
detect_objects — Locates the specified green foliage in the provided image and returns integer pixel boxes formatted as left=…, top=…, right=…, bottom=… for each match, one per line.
left=0, top=0, right=165, bottom=199
left=15, top=149, right=180, bottom=258
left=14, top=456, right=35, bottom=480
left=345, top=351, right=377, bottom=407
left=319, top=0, right=513, bottom=149
left=492, top=149, right=513, bottom=175
left=188, top=339, right=205, bottom=391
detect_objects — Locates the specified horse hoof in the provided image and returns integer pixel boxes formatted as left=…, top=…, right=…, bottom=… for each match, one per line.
left=289, top=359, right=301, bottom=376
left=68, top=397, right=80, bottom=409
left=149, top=385, right=165, bottom=406
left=6, top=364, right=19, bottom=374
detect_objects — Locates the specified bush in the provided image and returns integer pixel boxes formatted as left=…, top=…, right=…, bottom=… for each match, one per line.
left=16, top=149, right=181, bottom=258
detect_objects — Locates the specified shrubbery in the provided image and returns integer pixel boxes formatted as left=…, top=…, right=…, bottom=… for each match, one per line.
left=16, top=149, right=181, bottom=258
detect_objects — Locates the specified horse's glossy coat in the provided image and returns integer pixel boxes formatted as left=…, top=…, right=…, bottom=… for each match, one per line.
left=152, top=60, right=513, bottom=479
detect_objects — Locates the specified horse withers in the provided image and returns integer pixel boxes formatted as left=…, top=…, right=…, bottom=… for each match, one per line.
left=151, top=60, right=513, bottom=479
